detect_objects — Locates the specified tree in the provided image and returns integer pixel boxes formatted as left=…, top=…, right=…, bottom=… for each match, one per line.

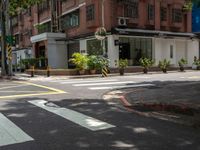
left=184, top=0, right=200, bottom=11
left=0, top=0, right=42, bottom=76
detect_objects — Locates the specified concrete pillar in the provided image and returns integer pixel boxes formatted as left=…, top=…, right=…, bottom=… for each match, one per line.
left=107, top=35, right=119, bottom=68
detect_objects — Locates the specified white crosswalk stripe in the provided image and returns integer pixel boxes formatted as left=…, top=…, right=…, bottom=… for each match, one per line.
left=89, top=84, right=155, bottom=90
left=29, top=100, right=115, bottom=131
left=0, top=113, right=34, bottom=147
left=73, top=81, right=135, bottom=87
left=40, top=78, right=154, bottom=90
left=60, top=79, right=119, bottom=84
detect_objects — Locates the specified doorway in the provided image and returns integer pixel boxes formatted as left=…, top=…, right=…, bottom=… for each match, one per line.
left=119, top=43, right=130, bottom=60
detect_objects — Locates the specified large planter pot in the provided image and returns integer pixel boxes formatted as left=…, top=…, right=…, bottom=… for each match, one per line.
left=90, top=69, right=96, bottom=74
left=143, top=68, right=148, bottom=74
left=162, top=68, right=167, bottom=73
left=119, top=68, right=124, bottom=76
left=180, top=66, right=184, bottom=72
left=79, top=70, right=85, bottom=75
left=197, top=66, right=200, bottom=70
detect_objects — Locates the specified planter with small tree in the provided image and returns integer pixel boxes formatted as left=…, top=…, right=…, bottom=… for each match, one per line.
left=118, top=59, right=128, bottom=75
left=178, top=58, right=187, bottom=72
left=139, top=58, right=154, bottom=74
left=69, top=53, right=88, bottom=75
left=87, top=55, right=99, bottom=74
left=158, top=59, right=171, bottom=73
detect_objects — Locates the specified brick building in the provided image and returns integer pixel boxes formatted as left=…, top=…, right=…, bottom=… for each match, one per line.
left=11, top=0, right=199, bottom=69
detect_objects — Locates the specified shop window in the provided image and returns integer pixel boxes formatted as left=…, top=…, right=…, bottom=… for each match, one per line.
left=148, top=4, right=155, bottom=20
left=124, top=2, right=138, bottom=19
left=87, top=39, right=107, bottom=56
left=61, top=10, right=79, bottom=29
left=119, top=37, right=152, bottom=66
left=86, top=4, right=95, bottom=21
left=172, top=8, right=182, bottom=23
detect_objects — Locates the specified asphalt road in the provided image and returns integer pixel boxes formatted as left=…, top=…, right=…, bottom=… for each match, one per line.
left=0, top=71, right=200, bottom=150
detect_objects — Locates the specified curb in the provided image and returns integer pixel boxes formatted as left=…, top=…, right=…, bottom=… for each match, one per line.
left=119, top=91, right=199, bottom=116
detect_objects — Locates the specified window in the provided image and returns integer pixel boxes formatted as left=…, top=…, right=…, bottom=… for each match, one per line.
left=170, top=45, right=173, bottom=58
left=38, top=0, right=50, bottom=12
left=124, top=2, right=138, bottom=19
left=160, top=7, right=167, bottom=21
left=37, top=22, right=51, bottom=34
left=86, top=4, right=95, bottom=21
left=172, top=8, right=182, bottom=23
left=61, top=10, right=79, bottom=29
left=148, top=4, right=154, bottom=20
left=87, top=39, right=108, bottom=55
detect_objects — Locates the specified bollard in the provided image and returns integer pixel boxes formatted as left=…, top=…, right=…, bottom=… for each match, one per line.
left=102, top=66, right=108, bottom=77
left=47, top=66, right=51, bottom=77
left=31, top=66, right=34, bottom=77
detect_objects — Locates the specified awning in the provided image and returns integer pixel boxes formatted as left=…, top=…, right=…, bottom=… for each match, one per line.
left=113, top=28, right=196, bottom=38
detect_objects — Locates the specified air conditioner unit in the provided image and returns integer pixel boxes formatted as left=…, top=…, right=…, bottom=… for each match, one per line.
left=118, top=17, right=127, bottom=26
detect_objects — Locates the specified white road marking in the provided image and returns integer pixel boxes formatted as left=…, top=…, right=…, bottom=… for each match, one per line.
left=29, top=100, right=115, bottom=131
left=61, top=79, right=119, bottom=84
left=89, top=84, right=155, bottom=90
left=0, top=113, right=34, bottom=147
left=73, top=81, right=135, bottom=87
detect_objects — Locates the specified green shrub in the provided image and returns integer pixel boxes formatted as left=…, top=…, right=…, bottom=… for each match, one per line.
left=118, top=59, right=128, bottom=69
left=69, top=53, right=88, bottom=70
left=178, top=58, right=187, bottom=67
left=87, top=55, right=99, bottom=70
left=139, top=58, right=154, bottom=69
left=158, top=59, right=170, bottom=72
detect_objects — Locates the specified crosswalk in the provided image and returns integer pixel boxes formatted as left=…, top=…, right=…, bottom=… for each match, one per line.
left=42, top=78, right=155, bottom=91
left=0, top=99, right=115, bottom=147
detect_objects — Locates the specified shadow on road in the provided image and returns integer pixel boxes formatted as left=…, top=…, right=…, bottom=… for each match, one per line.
left=0, top=85, right=200, bottom=150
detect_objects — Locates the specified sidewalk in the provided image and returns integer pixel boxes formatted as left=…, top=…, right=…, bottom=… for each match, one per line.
left=118, top=80, right=200, bottom=127
left=2, top=69, right=198, bottom=81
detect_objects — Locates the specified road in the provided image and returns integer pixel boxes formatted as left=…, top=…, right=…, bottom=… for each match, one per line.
left=0, top=71, right=200, bottom=150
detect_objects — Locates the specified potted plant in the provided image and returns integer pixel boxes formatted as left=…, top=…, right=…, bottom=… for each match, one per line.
left=69, top=53, right=88, bottom=75
left=194, top=60, right=200, bottom=70
left=139, top=58, right=154, bottom=74
left=178, top=58, right=187, bottom=72
left=158, top=59, right=170, bottom=73
left=118, top=59, right=128, bottom=75
left=87, top=55, right=98, bottom=74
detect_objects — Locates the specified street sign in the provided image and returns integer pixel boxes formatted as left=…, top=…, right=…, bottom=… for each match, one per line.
left=5, top=35, right=15, bottom=45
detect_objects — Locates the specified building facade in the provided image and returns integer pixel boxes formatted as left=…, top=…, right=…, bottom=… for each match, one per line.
left=11, top=0, right=199, bottom=69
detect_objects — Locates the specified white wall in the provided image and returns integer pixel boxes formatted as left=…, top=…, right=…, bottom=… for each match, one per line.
left=187, top=39, right=199, bottom=66
left=154, top=38, right=199, bottom=67
left=176, top=40, right=187, bottom=66
left=13, top=48, right=32, bottom=65
left=80, top=39, right=87, bottom=54
left=107, top=35, right=119, bottom=68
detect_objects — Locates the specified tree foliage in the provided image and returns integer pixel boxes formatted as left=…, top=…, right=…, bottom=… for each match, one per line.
left=9, top=0, right=43, bottom=14
left=184, top=0, right=200, bottom=11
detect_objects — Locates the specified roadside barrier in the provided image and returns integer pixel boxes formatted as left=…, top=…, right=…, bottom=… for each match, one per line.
left=30, top=66, right=34, bottom=77
left=47, top=66, right=51, bottom=77
left=102, top=67, right=108, bottom=77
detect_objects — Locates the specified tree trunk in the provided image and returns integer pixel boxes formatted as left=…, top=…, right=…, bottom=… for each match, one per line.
left=0, top=0, right=8, bottom=76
